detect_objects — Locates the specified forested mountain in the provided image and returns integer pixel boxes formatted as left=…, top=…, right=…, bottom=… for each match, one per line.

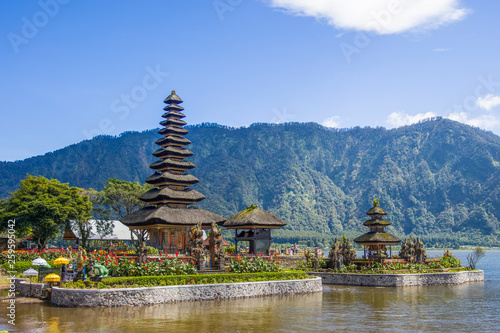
left=2, top=118, right=500, bottom=247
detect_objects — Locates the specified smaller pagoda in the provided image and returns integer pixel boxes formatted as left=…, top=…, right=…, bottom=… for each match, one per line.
left=354, top=199, right=401, bottom=259
left=222, top=205, right=286, bottom=256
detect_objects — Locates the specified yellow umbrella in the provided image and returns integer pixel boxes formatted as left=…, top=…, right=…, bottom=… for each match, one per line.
left=45, top=273, right=61, bottom=283
left=53, top=257, right=70, bottom=266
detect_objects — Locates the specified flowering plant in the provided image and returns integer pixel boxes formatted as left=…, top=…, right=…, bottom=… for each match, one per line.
left=228, top=254, right=283, bottom=273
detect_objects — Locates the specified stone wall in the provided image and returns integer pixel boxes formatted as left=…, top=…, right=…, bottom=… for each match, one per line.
left=18, top=281, right=50, bottom=298
left=13, top=278, right=27, bottom=291
left=277, top=256, right=305, bottom=269
left=51, top=277, right=322, bottom=307
left=309, top=270, right=484, bottom=287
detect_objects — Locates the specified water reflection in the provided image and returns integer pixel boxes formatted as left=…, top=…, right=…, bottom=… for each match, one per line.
left=0, top=250, right=499, bottom=333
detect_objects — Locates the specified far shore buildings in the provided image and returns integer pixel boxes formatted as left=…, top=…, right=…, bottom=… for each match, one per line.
left=63, top=220, right=134, bottom=248
left=119, top=91, right=225, bottom=254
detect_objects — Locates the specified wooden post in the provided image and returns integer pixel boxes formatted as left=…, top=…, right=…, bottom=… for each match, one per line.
left=235, top=229, right=238, bottom=255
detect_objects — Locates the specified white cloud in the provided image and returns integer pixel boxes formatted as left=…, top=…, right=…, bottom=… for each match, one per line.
left=447, top=112, right=500, bottom=129
left=387, top=111, right=437, bottom=127
left=477, top=94, right=500, bottom=110
left=433, top=48, right=451, bottom=52
left=266, top=0, right=469, bottom=34
left=386, top=111, right=500, bottom=133
left=322, top=116, right=341, bottom=128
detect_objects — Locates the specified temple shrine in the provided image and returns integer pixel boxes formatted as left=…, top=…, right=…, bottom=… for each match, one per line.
left=120, top=91, right=225, bottom=254
left=223, top=205, right=286, bottom=255
left=354, top=199, right=401, bottom=259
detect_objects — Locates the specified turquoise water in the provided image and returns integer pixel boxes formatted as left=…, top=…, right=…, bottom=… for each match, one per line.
left=0, top=250, right=498, bottom=332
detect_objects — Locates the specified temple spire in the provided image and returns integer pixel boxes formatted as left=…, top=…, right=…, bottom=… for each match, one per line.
left=140, top=90, right=205, bottom=208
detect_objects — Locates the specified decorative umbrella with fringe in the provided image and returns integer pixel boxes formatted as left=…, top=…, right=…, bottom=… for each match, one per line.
left=32, top=257, right=48, bottom=282
left=44, top=273, right=61, bottom=287
left=53, top=256, right=70, bottom=285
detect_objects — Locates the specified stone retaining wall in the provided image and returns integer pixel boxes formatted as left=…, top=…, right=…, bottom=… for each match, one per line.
left=309, top=270, right=484, bottom=287
left=18, top=281, right=50, bottom=298
left=51, top=277, right=322, bottom=307
left=13, top=278, right=27, bottom=291
left=277, top=256, right=305, bottom=269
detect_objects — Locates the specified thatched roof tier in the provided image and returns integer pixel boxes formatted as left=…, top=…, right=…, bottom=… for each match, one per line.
left=63, top=225, right=78, bottom=240
left=363, top=218, right=392, bottom=226
left=164, top=90, right=183, bottom=104
left=162, top=112, right=186, bottom=119
left=150, top=158, right=195, bottom=171
left=163, top=104, right=184, bottom=111
left=145, top=172, right=199, bottom=186
left=160, top=119, right=187, bottom=127
left=152, top=147, right=193, bottom=159
left=139, top=187, right=205, bottom=203
left=155, top=136, right=191, bottom=147
left=120, top=206, right=225, bottom=227
left=366, top=201, right=387, bottom=216
left=354, top=232, right=401, bottom=245
left=223, top=205, right=287, bottom=229
left=158, top=126, right=189, bottom=137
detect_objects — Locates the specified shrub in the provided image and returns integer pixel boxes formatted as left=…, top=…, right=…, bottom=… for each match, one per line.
left=467, top=247, right=486, bottom=269
left=439, top=250, right=462, bottom=268
left=1, top=261, right=34, bottom=274
left=227, top=255, right=283, bottom=273
left=0, top=249, right=72, bottom=265
left=147, top=246, right=159, bottom=255
left=106, top=257, right=196, bottom=277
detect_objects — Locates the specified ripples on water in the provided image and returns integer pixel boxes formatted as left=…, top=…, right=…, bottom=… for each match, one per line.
left=0, top=250, right=499, bottom=333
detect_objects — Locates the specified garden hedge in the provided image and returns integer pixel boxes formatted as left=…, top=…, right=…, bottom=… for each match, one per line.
left=67, top=271, right=309, bottom=288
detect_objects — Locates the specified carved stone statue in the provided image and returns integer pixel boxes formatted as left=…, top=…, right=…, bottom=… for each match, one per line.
left=87, top=259, right=95, bottom=278
left=138, top=243, right=148, bottom=264
left=399, top=236, right=426, bottom=263
left=341, top=235, right=356, bottom=265
left=108, top=242, right=116, bottom=254
left=210, top=222, right=225, bottom=270
left=328, top=238, right=342, bottom=270
left=189, top=222, right=205, bottom=270
left=76, top=247, right=86, bottom=272
left=74, top=246, right=87, bottom=280
left=414, top=237, right=426, bottom=263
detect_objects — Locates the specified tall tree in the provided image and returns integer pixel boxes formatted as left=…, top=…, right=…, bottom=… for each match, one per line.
left=0, top=175, right=92, bottom=249
left=101, top=178, right=153, bottom=247
left=88, top=188, right=115, bottom=241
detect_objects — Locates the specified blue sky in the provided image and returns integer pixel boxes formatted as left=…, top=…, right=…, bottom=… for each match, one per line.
left=1, top=0, right=500, bottom=161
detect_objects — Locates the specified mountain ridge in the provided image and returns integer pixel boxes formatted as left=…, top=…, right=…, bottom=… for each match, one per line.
left=2, top=118, right=500, bottom=247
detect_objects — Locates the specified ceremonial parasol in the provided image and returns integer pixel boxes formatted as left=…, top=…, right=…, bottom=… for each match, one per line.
left=32, top=257, right=48, bottom=282
left=44, top=273, right=61, bottom=286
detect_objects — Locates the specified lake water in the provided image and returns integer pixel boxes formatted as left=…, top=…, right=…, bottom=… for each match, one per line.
left=0, top=250, right=499, bottom=332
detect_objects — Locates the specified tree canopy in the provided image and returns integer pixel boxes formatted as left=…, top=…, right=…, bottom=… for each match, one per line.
left=0, top=175, right=92, bottom=248
left=100, top=178, right=153, bottom=246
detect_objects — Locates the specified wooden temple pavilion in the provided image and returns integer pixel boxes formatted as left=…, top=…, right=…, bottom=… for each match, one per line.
left=354, top=199, right=401, bottom=259
left=119, top=91, right=225, bottom=254
left=222, top=205, right=286, bottom=255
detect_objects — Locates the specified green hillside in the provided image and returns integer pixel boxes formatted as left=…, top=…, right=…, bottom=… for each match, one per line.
left=2, top=118, right=500, bottom=247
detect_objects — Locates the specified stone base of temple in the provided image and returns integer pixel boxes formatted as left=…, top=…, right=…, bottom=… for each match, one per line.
left=50, top=277, right=322, bottom=307
left=308, top=270, right=484, bottom=287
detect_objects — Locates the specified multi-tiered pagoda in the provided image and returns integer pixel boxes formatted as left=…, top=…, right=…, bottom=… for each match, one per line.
left=120, top=91, right=225, bottom=254
left=354, top=199, right=401, bottom=259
